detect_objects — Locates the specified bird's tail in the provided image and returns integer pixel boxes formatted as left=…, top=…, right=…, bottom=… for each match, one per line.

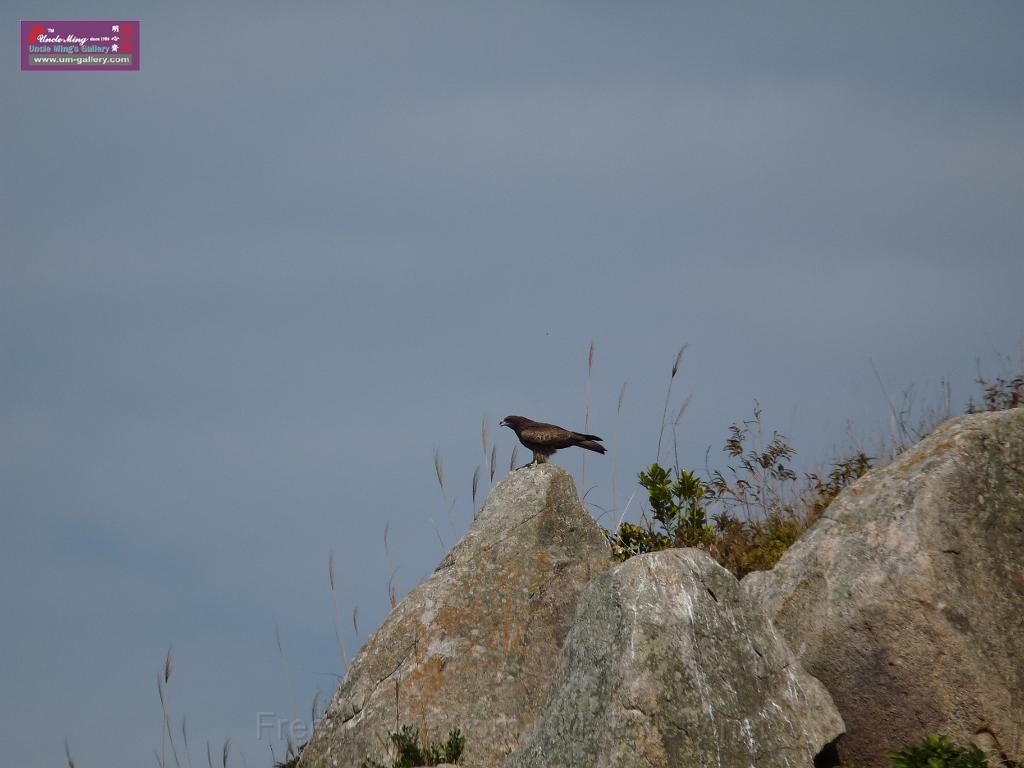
left=577, top=439, right=607, bottom=454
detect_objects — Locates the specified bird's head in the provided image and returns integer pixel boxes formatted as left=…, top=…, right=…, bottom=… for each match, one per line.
left=500, top=415, right=525, bottom=430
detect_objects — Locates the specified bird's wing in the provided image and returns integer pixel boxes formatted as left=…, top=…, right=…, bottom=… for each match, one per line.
left=520, top=422, right=578, bottom=447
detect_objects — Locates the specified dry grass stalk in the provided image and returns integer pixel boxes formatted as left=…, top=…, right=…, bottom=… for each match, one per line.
left=510, top=444, right=519, bottom=472
left=384, top=522, right=398, bottom=608
left=657, top=345, right=687, bottom=462
left=327, top=551, right=351, bottom=671
left=64, top=737, right=75, bottom=768
left=489, top=444, right=497, bottom=485
left=275, top=624, right=300, bottom=736
left=432, top=447, right=444, bottom=491
left=613, top=379, right=628, bottom=510
left=428, top=517, right=446, bottom=550
left=433, top=447, right=457, bottom=538
left=871, top=358, right=906, bottom=454
left=671, top=393, right=694, bottom=471
left=181, top=715, right=194, bottom=768
left=311, top=690, right=321, bottom=727
left=582, top=340, right=595, bottom=490
left=157, top=659, right=182, bottom=768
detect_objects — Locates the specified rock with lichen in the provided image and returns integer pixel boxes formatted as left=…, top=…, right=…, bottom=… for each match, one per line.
left=744, top=408, right=1024, bottom=767
left=298, top=464, right=611, bottom=768
left=505, top=548, right=844, bottom=768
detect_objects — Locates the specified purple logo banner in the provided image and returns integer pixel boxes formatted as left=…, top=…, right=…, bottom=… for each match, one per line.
left=21, top=20, right=140, bottom=71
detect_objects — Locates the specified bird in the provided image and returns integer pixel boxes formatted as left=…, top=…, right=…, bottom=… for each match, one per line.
left=500, top=415, right=607, bottom=466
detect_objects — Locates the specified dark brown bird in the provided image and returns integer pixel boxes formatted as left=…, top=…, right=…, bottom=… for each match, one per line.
left=500, top=415, right=607, bottom=466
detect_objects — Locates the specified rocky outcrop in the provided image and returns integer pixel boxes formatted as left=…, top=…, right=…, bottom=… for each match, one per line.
left=744, top=408, right=1024, bottom=767
left=299, top=464, right=611, bottom=768
left=506, top=548, right=844, bottom=768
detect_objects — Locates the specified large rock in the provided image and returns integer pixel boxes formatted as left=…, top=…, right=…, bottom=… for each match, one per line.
left=744, top=408, right=1024, bottom=767
left=299, top=464, right=611, bottom=768
left=506, top=548, right=844, bottom=768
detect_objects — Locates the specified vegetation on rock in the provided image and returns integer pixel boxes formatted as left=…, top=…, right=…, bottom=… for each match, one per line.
left=607, top=359, right=1022, bottom=579
left=885, top=734, right=990, bottom=768
left=606, top=405, right=872, bottom=578
left=358, top=725, right=465, bottom=768
left=967, top=373, right=1023, bottom=413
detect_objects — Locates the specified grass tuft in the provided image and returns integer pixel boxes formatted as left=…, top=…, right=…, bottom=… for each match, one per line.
left=359, top=725, right=465, bottom=768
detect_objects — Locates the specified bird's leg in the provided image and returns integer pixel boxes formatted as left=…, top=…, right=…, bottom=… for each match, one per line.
left=511, top=456, right=534, bottom=471
left=532, top=451, right=547, bottom=465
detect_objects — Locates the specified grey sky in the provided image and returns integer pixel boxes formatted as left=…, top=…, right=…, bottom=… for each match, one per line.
left=2, top=2, right=1023, bottom=766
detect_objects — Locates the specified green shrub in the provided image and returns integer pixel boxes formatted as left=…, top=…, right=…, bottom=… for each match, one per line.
left=359, top=724, right=465, bottom=768
left=885, top=734, right=989, bottom=768
left=606, top=406, right=872, bottom=578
